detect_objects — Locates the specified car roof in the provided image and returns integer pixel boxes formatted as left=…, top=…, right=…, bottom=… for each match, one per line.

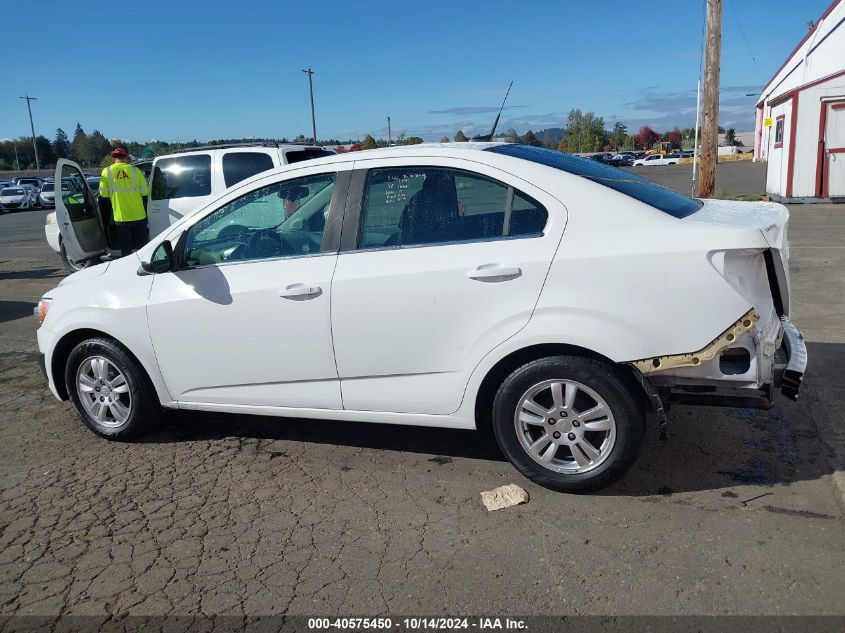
left=151, top=143, right=336, bottom=161
left=265, top=141, right=504, bottom=168
left=227, top=142, right=508, bottom=184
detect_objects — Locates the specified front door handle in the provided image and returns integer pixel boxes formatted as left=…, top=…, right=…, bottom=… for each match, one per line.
left=467, top=264, right=522, bottom=281
left=279, top=283, right=322, bottom=300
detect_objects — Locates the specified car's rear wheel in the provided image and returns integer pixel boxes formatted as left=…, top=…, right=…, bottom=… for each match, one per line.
left=491, top=355, right=645, bottom=493
left=65, top=337, right=160, bottom=440
left=59, top=240, right=92, bottom=273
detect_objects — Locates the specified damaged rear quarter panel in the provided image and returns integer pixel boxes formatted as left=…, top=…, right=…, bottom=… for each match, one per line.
left=528, top=183, right=772, bottom=364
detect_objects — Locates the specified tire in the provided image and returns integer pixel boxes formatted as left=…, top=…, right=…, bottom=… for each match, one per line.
left=65, top=337, right=161, bottom=440
left=491, top=355, right=645, bottom=493
left=60, top=240, right=92, bottom=273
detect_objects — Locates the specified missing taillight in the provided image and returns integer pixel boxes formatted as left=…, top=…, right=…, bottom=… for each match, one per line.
left=719, top=347, right=751, bottom=375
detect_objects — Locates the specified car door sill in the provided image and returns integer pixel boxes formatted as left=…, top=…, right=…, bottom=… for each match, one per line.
left=174, top=401, right=473, bottom=430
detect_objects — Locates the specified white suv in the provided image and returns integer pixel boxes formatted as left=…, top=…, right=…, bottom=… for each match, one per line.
left=44, top=143, right=334, bottom=271
left=36, top=144, right=806, bottom=492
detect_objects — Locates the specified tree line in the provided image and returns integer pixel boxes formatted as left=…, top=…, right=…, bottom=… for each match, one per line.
left=1, top=110, right=742, bottom=170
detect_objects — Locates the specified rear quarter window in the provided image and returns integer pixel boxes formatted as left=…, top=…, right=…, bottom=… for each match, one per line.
left=284, top=149, right=334, bottom=164
left=151, top=154, right=212, bottom=200
left=222, top=152, right=275, bottom=188
left=488, top=145, right=701, bottom=219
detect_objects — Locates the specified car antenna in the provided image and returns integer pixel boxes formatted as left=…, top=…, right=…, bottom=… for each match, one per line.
left=471, top=81, right=513, bottom=142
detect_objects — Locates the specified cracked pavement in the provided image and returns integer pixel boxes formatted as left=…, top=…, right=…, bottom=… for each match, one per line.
left=1, top=182, right=844, bottom=617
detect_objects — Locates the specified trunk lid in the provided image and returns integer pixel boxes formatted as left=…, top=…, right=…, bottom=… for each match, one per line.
left=683, top=198, right=791, bottom=315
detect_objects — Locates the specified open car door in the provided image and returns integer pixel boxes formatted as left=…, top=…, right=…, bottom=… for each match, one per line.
left=55, top=159, right=107, bottom=263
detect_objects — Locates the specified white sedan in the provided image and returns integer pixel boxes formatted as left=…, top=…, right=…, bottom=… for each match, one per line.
left=0, top=187, right=35, bottom=211
left=35, top=145, right=806, bottom=492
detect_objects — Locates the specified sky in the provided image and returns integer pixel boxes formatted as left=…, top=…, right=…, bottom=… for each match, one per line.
left=0, top=0, right=833, bottom=143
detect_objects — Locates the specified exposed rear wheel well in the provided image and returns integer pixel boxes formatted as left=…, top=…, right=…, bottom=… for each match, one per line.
left=474, top=344, right=649, bottom=435
left=50, top=329, right=148, bottom=400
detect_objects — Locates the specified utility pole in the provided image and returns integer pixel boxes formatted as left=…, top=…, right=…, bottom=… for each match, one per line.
left=698, top=0, right=722, bottom=198
left=387, top=116, right=392, bottom=146
left=302, top=68, right=317, bottom=144
left=14, top=145, right=20, bottom=171
left=20, top=95, right=40, bottom=170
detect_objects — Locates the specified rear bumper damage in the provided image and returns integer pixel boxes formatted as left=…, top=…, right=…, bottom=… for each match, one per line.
left=630, top=312, right=807, bottom=430
left=776, top=316, right=806, bottom=400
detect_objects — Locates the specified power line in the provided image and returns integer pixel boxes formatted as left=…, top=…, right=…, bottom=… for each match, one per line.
left=727, top=0, right=765, bottom=84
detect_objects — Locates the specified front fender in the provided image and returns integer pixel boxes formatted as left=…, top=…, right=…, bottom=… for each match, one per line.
left=45, top=308, right=172, bottom=405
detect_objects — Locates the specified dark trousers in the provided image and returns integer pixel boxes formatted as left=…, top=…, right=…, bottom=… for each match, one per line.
left=115, top=220, right=149, bottom=257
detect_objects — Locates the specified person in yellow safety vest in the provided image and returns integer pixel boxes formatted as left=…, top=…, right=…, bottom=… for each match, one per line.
left=99, top=147, right=150, bottom=257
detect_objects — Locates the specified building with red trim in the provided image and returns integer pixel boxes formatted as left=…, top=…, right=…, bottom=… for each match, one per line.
left=754, top=0, right=845, bottom=201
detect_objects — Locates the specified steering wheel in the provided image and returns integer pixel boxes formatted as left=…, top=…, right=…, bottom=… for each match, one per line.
left=248, top=229, right=287, bottom=259
left=217, top=224, right=249, bottom=241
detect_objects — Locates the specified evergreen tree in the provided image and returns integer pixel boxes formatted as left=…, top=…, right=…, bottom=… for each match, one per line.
left=361, top=134, right=378, bottom=150
left=454, top=130, right=468, bottom=142
left=53, top=128, right=70, bottom=159
left=521, top=130, right=542, bottom=146
left=70, top=124, right=88, bottom=164
left=504, top=128, right=520, bottom=143
left=610, top=122, right=627, bottom=150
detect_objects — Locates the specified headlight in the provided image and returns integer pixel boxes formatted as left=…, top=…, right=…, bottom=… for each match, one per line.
left=35, top=298, right=52, bottom=324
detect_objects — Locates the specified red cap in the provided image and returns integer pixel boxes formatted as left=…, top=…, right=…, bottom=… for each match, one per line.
left=110, top=147, right=128, bottom=158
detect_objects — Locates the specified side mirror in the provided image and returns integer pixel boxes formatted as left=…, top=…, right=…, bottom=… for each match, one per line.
left=140, top=240, right=174, bottom=274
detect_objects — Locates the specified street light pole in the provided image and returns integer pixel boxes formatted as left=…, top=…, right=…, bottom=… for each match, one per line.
left=302, top=68, right=317, bottom=144
left=387, top=116, right=392, bottom=146
left=20, top=95, right=40, bottom=170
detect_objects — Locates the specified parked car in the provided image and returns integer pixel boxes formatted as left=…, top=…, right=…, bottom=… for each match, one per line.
left=633, top=154, right=679, bottom=166
left=17, top=183, right=40, bottom=206
left=16, top=177, right=43, bottom=192
left=44, top=143, right=335, bottom=272
left=0, top=186, right=34, bottom=211
left=38, top=181, right=73, bottom=209
left=36, top=144, right=806, bottom=492
left=609, top=154, right=634, bottom=167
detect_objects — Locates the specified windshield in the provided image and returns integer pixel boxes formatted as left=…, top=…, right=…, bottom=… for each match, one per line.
left=41, top=184, right=54, bottom=192
left=1, top=188, right=23, bottom=195
left=486, top=145, right=702, bottom=219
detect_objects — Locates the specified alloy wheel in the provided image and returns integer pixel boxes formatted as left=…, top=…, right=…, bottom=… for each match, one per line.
left=514, top=379, right=616, bottom=474
left=76, top=356, right=132, bottom=428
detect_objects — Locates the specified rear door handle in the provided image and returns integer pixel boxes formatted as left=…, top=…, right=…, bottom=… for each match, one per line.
left=467, top=264, right=522, bottom=281
left=279, top=283, right=322, bottom=300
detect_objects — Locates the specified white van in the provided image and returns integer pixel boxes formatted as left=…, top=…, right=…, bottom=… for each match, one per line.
left=47, top=143, right=334, bottom=270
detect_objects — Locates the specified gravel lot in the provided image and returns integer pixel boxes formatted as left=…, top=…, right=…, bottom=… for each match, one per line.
left=1, top=162, right=843, bottom=617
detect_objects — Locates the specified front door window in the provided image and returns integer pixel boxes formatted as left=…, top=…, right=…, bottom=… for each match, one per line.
left=183, top=173, right=336, bottom=266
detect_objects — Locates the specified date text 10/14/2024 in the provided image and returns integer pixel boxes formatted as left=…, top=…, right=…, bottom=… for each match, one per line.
left=307, top=617, right=528, bottom=630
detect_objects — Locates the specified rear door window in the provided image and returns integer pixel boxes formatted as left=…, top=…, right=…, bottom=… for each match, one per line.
left=357, top=167, right=545, bottom=249
left=222, top=152, right=275, bottom=188
left=151, top=154, right=212, bottom=200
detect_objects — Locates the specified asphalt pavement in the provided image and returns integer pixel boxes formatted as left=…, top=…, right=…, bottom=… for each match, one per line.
left=1, top=163, right=843, bottom=617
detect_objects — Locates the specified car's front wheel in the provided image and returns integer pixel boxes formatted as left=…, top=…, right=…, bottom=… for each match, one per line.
left=65, top=337, right=160, bottom=440
left=492, top=355, right=645, bottom=493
